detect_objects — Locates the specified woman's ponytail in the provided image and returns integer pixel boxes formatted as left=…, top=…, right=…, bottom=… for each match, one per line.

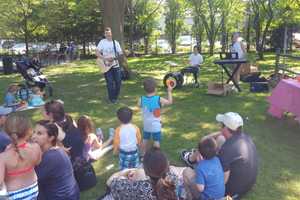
left=155, top=174, right=177, bottom=200
left=4, top=115, right=31, bottom=159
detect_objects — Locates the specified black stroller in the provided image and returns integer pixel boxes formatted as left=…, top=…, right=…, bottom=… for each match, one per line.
left=15, top=57, right=53, bottom=100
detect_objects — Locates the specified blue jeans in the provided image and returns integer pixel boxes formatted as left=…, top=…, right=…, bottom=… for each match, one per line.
left=104, top=67, right=122, bottom=101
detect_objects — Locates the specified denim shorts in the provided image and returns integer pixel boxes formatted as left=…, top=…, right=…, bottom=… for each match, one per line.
left=143, top=131, right=161, bottom=142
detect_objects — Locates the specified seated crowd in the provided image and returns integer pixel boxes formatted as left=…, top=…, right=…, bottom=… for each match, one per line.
left=0, top=77, right=258, bottom=200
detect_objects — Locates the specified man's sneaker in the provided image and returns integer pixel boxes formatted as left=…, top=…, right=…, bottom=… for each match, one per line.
left=180, top=150, right=196, bottom=169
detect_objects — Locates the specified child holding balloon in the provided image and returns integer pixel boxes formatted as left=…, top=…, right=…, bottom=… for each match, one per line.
left=138, top=77, right=173, bottom=156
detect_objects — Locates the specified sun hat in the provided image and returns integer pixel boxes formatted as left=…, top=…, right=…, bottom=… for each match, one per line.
left=0, top=106, right=13, bottom=116
left=216, top=112, right=243, bottom=131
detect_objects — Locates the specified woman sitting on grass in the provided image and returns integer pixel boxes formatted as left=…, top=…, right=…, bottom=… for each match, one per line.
left=100, top=148, right=187, bottom=200
left=77, top=115, right=113, bottom=161
left=42, top=100, right=84, bottom=161
left=0, top=115, right=41, bottom=199
left=32, top=120, right=80, bottom=200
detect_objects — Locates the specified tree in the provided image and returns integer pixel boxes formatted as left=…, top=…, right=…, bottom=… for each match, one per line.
left=125, top=0, right=162, bottom=55
left=250, top=0, right=275, bottom=60
left=270, top=0, right=300, bottom=52
left=101, top=0, right=129, bottom=72
left=189, top=0, right=224, bottom=55
left=190, top=1, right=204, bottom=52
left=219, top=0, right=245, bottom=52
left=73, top=0, right=102, bottom=55
left=165, top=0, right=185, bottom=54
left=0, top=0, right=46, bottom=55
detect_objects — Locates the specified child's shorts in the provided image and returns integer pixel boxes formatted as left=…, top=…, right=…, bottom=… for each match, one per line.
left=119, top=149, right=140, bottom=170
left=143, top=131, right=161, bottom=142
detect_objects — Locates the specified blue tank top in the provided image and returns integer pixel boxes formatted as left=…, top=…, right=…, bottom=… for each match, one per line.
left=141, top=96, right=161, bottom=132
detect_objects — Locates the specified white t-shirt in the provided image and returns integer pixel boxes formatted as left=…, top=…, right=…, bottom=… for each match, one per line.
left=97, top=39, right=123, bottom=67
left=231, top=42, right=245, bottom=59
left=189, top=53, right=203, bottom=66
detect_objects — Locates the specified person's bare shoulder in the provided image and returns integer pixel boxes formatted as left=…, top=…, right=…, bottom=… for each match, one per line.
left=25, top=143, right=42, bottom=164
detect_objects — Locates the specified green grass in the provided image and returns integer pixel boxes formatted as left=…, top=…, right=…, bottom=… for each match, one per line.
left=1, top=53, right=300, bottom=200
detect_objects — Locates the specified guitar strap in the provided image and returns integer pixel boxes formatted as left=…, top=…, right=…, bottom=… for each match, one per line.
left=112, top=40, right=120, bottom=67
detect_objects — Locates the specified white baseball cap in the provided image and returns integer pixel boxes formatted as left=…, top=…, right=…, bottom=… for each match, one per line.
left=0, top=106, right=13, bottom=116
left=216, top=112, right=243, bottom=131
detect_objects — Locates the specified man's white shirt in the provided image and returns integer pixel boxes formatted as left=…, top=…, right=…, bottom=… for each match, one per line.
left=189, top=53, right=203, bottom=66
left=97, top=39, right=123, bottom=67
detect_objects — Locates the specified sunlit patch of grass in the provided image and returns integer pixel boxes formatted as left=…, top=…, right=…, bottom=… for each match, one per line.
left=0, top=52, right=300, bottom=200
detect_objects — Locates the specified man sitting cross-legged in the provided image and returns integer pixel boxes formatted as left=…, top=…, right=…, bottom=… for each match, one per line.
left=181, top=112, right=259, bottom=199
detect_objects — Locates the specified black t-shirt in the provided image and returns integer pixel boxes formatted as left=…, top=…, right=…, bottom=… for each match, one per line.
left=218, top=133, right=258, bottom=197
left=62, top=126, right=84, bottom=161
left=35, top=148, right=80, bottom=200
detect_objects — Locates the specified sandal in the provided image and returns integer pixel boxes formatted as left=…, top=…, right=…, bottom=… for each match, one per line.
left=180, top=149, right=196, bottom=169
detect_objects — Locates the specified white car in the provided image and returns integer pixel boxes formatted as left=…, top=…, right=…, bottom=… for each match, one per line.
left=154, top=39, right=171, bottom=53
left=11, top=43, right=32, bottom=54
left=179, top=35, right=193, bottom=46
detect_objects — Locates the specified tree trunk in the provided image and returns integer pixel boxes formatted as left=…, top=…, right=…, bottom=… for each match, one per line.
left=258, top=16, right=272, bottom=60
left=144, top=36, right=149, bottom=55
left=102, top=0, right=130, bottom=72
left=254, top=14, right=260, bottom=54
left=246, top=14, right=251, bottom=52
left=24, top=16, right=29, bottom=56
left=289, top=29, right=293, bottom=51
left=209, top=39, right=215, bottom=56
left=82, top=41, right=86, bottom=56
left=127, top=0, right=135, bottom=56
left=221, top=14, right=226, bottom=52
left=196, top=34, right=202, bottom=53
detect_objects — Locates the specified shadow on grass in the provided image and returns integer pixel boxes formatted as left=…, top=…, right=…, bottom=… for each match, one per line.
left=0, top=53, right=299, bottom=200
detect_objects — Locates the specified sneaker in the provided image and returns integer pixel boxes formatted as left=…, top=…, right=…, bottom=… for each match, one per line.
left=180, top=150, right=196, bottom=169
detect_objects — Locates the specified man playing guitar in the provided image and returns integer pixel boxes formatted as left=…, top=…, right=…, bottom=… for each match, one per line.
left=96, top=27, right=123, bottom=104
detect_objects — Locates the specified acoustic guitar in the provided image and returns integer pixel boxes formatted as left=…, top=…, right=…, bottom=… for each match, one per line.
left=96, top=57, right=119, bottom=74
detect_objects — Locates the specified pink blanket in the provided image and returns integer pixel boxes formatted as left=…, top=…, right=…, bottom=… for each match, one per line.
left=268, top=79, right=300, bottom=118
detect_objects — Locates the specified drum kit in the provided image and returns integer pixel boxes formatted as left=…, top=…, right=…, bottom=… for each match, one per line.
left=162, top=61, right=188, bottom=89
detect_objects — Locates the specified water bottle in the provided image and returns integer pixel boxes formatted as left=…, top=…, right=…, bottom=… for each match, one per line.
left=96, top=128, right=103, bottom=141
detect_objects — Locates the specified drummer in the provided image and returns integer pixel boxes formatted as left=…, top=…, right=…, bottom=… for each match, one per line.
left=181, top=46, right=203, bottom=87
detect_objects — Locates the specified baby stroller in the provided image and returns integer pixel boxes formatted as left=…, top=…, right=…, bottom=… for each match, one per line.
left=15, top=57, right=53, bottom=100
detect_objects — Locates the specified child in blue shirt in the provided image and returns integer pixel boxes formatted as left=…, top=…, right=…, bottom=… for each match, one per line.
left=28, top=86, right=45, bottom=107
left=183, top=137, right=225, bottom=200
left=138, top=77, right=173, bottom=155
left=4, top=84, right=19, bottom=107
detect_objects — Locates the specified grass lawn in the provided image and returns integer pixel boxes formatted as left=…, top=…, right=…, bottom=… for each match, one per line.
left=1, top=53, right=300, bottom=200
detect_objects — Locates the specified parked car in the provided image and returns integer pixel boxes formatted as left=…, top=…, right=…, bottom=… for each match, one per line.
left=11, top=43, right=33, bottom=54
left=1, top=40, right=15, bottom=49
left=153, top=39, right=171, bottom=53
left=179, top=35, right=193, bottom=46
